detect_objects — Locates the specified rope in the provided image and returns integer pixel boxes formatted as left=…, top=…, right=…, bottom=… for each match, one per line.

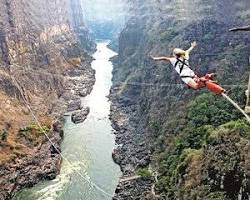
left=8, top=63, right=248, bottom=90
left=5, top=51, right=249, bottom=199
left=8, top=63, right=248, bottom=91
left=221, top=93, right=250, bottom=125
left=10, top=74, right=114, bottom=198
left=113, top=81, right=247, bottom=89
left=1, top=2, right=248, bottom=197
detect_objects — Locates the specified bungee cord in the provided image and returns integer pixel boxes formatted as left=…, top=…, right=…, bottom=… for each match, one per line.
left=1, top=0, right=250, bottom=198
left=5, top=40, right=250, bottom=200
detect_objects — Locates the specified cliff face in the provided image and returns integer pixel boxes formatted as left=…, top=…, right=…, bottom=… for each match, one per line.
left=111, top=0, right=250, bottom=199
left=0, top=0, right=96, bottom=199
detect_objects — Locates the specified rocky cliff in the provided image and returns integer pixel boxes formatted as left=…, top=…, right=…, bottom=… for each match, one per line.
left=111, top=0, right=250, bottom=199
left=0, top=0, right=96, bottom=199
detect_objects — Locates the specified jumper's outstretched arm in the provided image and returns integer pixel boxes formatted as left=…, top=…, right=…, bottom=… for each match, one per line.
left=229, top=25, right=250, bottom=32
left=185, top=41, right=197, bottom=59
left=151, top=56, right=171, bottom=62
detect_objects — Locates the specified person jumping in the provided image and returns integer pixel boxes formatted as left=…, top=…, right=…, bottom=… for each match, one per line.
left=151, top=41, right=215, bottom=90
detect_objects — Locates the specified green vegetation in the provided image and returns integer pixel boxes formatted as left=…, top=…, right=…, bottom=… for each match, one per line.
left=19, top=123, right=50, bottom=135
left=187, top=92, right=245, bottom=127
left=136, top=167, right=152, bottom=178
left=18, top=123, right=50, bottom=146
left=205, top=192, right=227, bottom=200
left=239, top=10, right=250, bottom=19
left=153, top=88, right=250, bottom=198
left=0, top=130, right=8, bottom=141
left=159, top=28, right=178, bottom=42
left=149, top=120, right=161, bottom=135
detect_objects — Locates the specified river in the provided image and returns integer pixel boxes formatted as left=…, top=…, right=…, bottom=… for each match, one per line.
left=14, top=41, right=121, bottom=200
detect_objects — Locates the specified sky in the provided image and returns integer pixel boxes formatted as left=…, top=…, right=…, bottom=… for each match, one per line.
left=82, top=0, right=126, bottom=23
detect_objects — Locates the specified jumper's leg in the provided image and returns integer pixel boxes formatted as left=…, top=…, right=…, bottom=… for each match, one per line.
left=205, top=73, right=216, bottom=80
left=187, top=79, right=201, bottom=90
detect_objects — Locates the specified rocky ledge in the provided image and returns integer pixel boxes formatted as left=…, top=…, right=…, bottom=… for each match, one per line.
left=109, top=86, right=154, bottom=199
left=71, top=107, right=90, bottom=124
left=0, top=120, right=64, bottom=200
left=0, top=59, right=96, bottom=199
left=113, top=178, right=154, bottom=200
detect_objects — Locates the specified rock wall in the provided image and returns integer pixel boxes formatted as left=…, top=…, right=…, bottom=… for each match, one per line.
left=111, top=0, right=250, bottom=199
left=0, top=0, right=96, bottom=199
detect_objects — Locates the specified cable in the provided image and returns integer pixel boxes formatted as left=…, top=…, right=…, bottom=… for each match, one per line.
left=113, top=81, right=247, bottom=89
left=222, top=93, right=250, bottom=125
left=2, top=1, right=248, bottom=198
left=8, top=64, right=248, bottom=90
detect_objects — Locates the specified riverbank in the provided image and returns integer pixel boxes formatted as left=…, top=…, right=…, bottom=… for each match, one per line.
left=0, top=52, right=96, bottom=199
left=12, top=41, right=121, bottom=200
left=109, top=57, right=154, bottom=199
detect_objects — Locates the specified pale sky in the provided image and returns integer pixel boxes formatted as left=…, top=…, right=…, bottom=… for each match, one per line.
left=82, top=0, right=126, bottom=22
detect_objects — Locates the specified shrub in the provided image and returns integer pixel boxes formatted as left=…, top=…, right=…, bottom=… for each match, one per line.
left=187, top=93, right=245, bottom=127
left=159, top=28, right=178, bottom=42
left=205, top=192, right=227, bottom=200
left=208, top=119, right=250, bottom=141
left=18, top=123, right=50, bottom=146
left=136, top=167, right=152, bottom=178
left=149, top=120, right=161, bottom=135
left=239, top=10, right=250, bottom=19
left=0, top=130, right=8, bottom=141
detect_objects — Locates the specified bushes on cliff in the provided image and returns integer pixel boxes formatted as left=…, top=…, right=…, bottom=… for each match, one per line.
left=155, top=116, right=250, bottom=198
left=187, top=90, right=245, bottom=127
left=155, top=120, right=250, bottom=199
left=202, top=124, right=250, bottom=199
left=155, top=126, right=210, bottom=192
left=136, top=167, right=152, bottom=178
left=205, top=192, right=227, bottom=200
left=159, top=28, right=178, bottom=42
left=18, top=123, right=50, bottom=146
left=153, top=86, right=250, bottom=198
left=0, top=130, right=8, bottom=141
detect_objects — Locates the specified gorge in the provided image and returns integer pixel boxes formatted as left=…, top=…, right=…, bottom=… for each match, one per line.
left=14, top=42, right=121, bottom=200
left=1, top=0, right=250, bottom=200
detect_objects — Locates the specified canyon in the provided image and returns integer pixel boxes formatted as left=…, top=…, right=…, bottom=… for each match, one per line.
left=1, top=0, right=250, bottom=199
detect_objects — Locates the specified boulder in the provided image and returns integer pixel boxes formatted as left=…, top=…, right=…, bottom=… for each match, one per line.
left=67, top=98, right=82, bottom=112
left=71, top=107, right=90, bottom=124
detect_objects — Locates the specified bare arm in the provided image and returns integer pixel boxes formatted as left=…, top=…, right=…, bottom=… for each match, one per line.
left=229, top=25, right=250, bottom=32
left=185, top=41, right=197, bottom=59
left=151, top=56, right=171, bottom=62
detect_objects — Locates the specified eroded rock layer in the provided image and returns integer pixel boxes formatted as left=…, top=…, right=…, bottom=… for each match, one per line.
left=0, top=0, right=96, bottom=199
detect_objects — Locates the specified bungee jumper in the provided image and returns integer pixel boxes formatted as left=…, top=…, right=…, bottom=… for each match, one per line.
left=151, top=41, right=225, bottom=95
left=151, top=41, right=250, bottom=124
